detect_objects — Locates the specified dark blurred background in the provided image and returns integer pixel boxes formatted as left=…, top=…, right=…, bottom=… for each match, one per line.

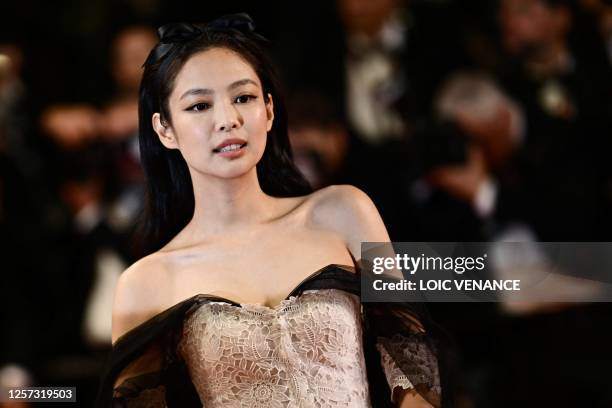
left=1, top=0, right=612, bottom=406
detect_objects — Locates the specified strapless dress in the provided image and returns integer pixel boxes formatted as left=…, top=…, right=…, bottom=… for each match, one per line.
left=95, top=264, right=442, bottom=408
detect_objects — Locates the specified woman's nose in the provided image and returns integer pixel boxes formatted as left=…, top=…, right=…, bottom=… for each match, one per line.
left=217, top=120, right=239, bottom=132
left=214, top=103, right=240, bottom=132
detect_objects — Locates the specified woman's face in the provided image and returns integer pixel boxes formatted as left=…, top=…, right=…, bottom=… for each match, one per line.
left=153, top=47, right=274, bottom=180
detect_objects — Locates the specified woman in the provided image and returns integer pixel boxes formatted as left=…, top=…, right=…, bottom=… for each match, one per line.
left=96, top=14, right=443, bottom=408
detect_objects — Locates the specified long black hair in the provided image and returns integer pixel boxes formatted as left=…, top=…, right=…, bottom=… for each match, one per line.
left=136, top=15, right=312, bottom=255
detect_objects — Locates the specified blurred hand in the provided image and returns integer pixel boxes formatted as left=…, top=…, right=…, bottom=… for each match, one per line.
left=40, top=105, right=101, bottom=150
left=60, top=179, right=103, bottom=215
left=426, top=144, right=489, bottom=204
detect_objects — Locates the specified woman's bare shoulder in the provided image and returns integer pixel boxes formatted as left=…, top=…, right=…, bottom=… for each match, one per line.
left=305, top=184, right=383, bottom=230
left=111, top=252, right=173, bottom=344
left=305, top=184, right=371, bottom=211
left=304, top=185, right=391, bottom=259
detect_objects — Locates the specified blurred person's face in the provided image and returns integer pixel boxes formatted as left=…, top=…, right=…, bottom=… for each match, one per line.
left=111, top=27, right=157, bottom=93
left=153, top=47, right=274, bottom=181
left=337, top=0, right=400, bottom=37
left=499, top=0, right=570, bottom=55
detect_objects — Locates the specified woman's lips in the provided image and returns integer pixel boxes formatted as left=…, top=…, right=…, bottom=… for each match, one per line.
left=213, top=138, right=247, bottom=152
left=213, top=142, right=247, bottom=158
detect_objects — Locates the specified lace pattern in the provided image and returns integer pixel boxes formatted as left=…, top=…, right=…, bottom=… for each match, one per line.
left=178, top=289, right=371, bottom=407
left=377, top=343, right=414, bottom=402
left=376, top=333, right=441, bottom=406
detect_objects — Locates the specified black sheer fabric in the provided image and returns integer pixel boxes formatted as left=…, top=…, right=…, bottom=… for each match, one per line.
left=95, top=264, right=447, bottom=407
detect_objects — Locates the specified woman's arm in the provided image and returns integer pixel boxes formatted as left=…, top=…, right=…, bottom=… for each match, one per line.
left=397, top=388, right=435, bottom=408
left=309, top=184, right=393, bottom=260
left=312, top=185, right=437, bottom=408
left=111, top=255, right=169, bottom=344
left=310, top=184, right=404, bottom=278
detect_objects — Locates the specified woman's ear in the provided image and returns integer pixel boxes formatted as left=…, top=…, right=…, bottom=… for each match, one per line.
left=152, top=113, right=178, bottom=149
left=265, top=93, right=274, bottom=132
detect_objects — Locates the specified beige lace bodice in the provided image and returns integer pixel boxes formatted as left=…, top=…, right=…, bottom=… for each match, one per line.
left=177, top=288, right=413, bottom=407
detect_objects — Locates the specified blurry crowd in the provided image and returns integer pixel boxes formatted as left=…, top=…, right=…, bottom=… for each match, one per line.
left=1, top=0, right=612, bottom=406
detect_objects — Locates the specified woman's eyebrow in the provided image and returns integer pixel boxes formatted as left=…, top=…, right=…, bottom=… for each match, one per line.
left=228, top=78, right=258, bottom=90
left=179, top=79, right=258, bottom=101
left=180, top=88, right=213, bottom=100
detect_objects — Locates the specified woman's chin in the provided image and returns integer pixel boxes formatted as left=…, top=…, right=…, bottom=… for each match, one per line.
left=212, top=165, right=258, bottom=180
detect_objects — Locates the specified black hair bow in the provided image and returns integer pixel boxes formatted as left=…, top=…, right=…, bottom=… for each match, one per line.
left=143, top=13, right=263, bottom=67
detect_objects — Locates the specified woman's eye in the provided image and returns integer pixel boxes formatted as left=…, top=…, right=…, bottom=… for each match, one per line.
left=188, top=102, right=210, bottom=112
left=235, top=95, right=256, bottom=104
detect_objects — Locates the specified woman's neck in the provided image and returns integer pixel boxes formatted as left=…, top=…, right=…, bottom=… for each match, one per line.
left=186, top=168, right=277, bottom=240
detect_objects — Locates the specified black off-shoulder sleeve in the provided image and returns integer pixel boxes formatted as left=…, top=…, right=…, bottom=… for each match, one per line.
left=362, top=301, right=445, bottom=407
left=95, top=297, right=203, bottom=408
